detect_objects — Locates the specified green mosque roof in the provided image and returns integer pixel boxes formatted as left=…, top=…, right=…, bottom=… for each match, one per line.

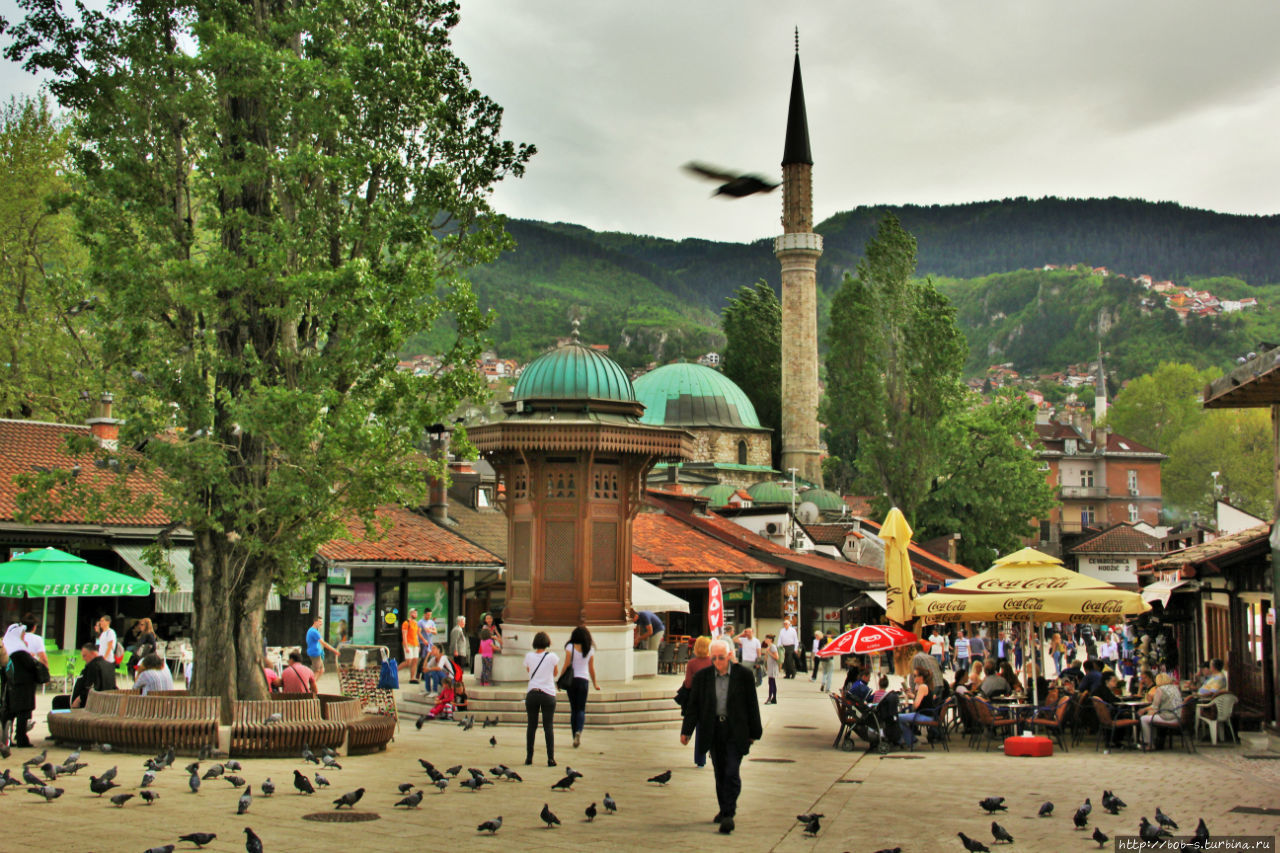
left=513, top=343, right=636, bottom=404
left=633, top=362, right=762, bottom=428
left=746, top=480, right=795, bottom=504
left=698, top=484, right=738, bottom=508
left=800, top=488, right=845, bottom=511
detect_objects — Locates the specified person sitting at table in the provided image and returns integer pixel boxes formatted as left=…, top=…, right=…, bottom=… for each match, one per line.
left=978, top=660, right=1011, bottom=699
left=843, top=666, right=871, bottom=702
left=870, top=675, right=890, bottom=705
left=1138, top=672, right=1182, bottom=751
left=1078, top=658, right=1104, bottom=696
left=999, top=661, right=1022, bottom=695
left=899, top=660, right=944, bottom=748
left=133, top=653, right=175, bottom=694
left=952, top=669, right=971, bottom=695
left=1130, top=670, right=1156, bottom=703
left=1197, top=658, right=1227, bottom=698
left=1093, top=671, right=1128, bottom=747
left=1023, top=660, right=1049, bottom=702
left=969, top=659, right=986, bottom=689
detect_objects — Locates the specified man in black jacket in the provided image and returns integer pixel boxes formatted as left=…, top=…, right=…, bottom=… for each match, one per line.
left=679, top=638, right=762, bottom=835
left=70, top=643, right=117, bottom=708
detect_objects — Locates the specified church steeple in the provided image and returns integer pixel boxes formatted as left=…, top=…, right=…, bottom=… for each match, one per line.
left=782, top=36, right=813, bottom=167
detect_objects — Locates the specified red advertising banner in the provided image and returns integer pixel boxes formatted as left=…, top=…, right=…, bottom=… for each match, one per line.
left=708, top=578, right=724, bottom=637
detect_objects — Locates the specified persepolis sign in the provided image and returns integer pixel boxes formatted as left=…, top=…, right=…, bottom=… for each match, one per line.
left=1077, top=556, right=1139, bottom=586
left=0, top=581, right=147, bottom=597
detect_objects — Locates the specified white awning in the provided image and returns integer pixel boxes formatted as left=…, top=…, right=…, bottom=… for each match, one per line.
left=864, top=590, right=887, bottom=610
left=1142, top=578, right=1189, bottom=607
left=632, top=574, right=690, bottom=614
left=113, top=545, right=194, bottom=613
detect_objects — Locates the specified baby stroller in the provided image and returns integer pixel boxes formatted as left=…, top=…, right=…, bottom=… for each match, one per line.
left=835, top=691, right=898, bottom=754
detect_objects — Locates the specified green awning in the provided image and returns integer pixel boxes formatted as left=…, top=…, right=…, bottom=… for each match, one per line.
left=0, top=547, right=151, bottom=598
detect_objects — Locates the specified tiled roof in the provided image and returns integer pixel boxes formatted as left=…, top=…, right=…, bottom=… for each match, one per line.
left=777, top=550, right=884, bottom=585
left=1143, top=523, right=1270, bottom=574
left=1101, top=433, right=1160, bottom=455
left=446, top=502, right=509, bottom=561
left=633, top=511, right=782, bottom=578
left=805, top=523, right=852, bottom=546
left=0, top=419, right=170, bottom=526
left=318, top=504, right=502, bottom=565
left=841, top=495, right=875, bottom=516
left=1070, top=522, right=1162, bottom=555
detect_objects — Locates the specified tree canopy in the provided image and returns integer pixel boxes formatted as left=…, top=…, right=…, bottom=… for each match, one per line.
left=721, top=280, right=782, bottom=468
left=5, top=0, right=532, bottom=713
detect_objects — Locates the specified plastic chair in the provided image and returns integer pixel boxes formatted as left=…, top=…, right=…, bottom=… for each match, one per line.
left=1195, top=693, right=1238, bottom=745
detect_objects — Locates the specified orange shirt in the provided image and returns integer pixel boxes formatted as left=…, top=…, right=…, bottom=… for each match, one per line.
left=402, top=619, right=420, bottom=647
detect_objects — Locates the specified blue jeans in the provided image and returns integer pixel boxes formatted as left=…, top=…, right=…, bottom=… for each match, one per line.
left=899, top=711, right=933, bottom=746
left=423, top=669, right=443, bottom=692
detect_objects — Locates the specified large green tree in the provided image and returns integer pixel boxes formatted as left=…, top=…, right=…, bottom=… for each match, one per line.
left=1102, top=361, right=1218, bottom=451
left=0, top=96, right=95, bottom=421
left=5, top=0, right=532, bottom=714
left=721, top=280, right=782, bottom=468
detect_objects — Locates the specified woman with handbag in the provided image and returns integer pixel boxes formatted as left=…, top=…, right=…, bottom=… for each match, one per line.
left=2, top=624, right=40, bottom=748
left=559, top=626, right=600, bottom=749
left=524, top=631, right=559, bottom=766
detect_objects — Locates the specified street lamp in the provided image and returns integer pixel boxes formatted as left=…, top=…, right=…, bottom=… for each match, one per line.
left=1211, top=470, right=1221, bottom=495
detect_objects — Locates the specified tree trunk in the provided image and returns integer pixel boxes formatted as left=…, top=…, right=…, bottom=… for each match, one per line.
left=234, top=567, right=272, bottom=703
left=190, top=528, right=240, bottom=724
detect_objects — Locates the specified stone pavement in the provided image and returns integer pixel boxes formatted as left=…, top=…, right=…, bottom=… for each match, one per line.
left=7, top=671, right=1279, bottom=852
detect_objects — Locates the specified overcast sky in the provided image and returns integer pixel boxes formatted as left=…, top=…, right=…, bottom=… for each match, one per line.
left=6, top=2, right=1280, bottom=243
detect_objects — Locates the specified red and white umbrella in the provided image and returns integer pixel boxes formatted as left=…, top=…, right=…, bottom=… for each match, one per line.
left=815, top=624, right=918, bottom=658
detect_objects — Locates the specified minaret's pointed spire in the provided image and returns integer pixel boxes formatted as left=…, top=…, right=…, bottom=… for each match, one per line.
left=783, top=29, right=813, bottom=166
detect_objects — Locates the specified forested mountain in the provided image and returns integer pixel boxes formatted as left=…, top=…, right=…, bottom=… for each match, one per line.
left=417, top=197, right=1280, bottom=378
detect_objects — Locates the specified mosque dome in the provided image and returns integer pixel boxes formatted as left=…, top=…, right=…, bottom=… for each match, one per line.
left=633, top=362, right=762, bottom=428
left=698, top=483, right=738, bottom=508
left=746, top=480, right=795, bottom=504
left=513, top=343, right=636, bottom=404
left=800, top=488, right=845, bottom=511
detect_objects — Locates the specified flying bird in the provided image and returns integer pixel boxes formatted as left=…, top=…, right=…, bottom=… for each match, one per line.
left=477, top=816, right=503, bottom=835
left=958, top=831, right=990, bottom=853
left=541, top=803, right=561, bottom=828
left=333, top=788, right=365, bottom=809
left=979, top=797, right=1006, bottom=814
left=244, top=827, right=264, bottom=853
left=585, top=801, right=597, bottom=822
left=395, top=789, right=424, bottom=809
left=504, top=771, right=523, bottom=783
left=1155, top=807, right=1178, bottom=831
left=1091, top=827, right=1109, bottom=848
left=292, top=770, right=314, bottom=795
left=178, top=833, right=217, bottom=848
left=1038, top=801, right=1054, bottom=817
left=603, top=792, right=617, bottom=814
left=109, top=792, right=134, bottom=807
left=647, top=769, right=672, bottom=786
left=683, top=162, right=780, bottom=198
left=990, top=821, right=1013, bottom=844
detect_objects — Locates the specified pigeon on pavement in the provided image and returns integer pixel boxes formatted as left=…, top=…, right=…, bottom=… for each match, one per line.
left=398, top=782, right=416, bottom=794
left=40, top=763, right=61, bottom=780
left=321, top=755, right=342, bottom=770
left=803, top=815, right=821, bottom=837
left=225, top=760, right=242, bottom=771
left=445, top=765, right=462, bottom=777
left=1038, top=801, right=1053, bottom=817
left=21, top=766, right=42, bottom=786
left=188, top=773, right=201, bottom=794
left=1073, top=806, right=1089, bottom=829
left=314, top=773, right=330, bottom=788
left=244, top=827, right=264, bottom=853
left=1092, top=827, right=1109, bottom=848
left=185, top=762, right=200, bottom=776
left=395, top=789, right=424, bottom=809
left=141, top=770, right=157, bottom=788
left=90, top=774, right=120, bottom=796
left=333, top=788, right=365, bottom=809
left=550, top=774, right=575, bottom=791
left=226, top=775, right=247, bottom=788
left=1080, top=797, right=1093, bottom=817
left=109, top=792, right=134, bottom=807
left=603, top=793, right=617, bottom=813
left=26, top=785, right=64, bottom=801
left=260, top=778, right=274, bottom=797
left=432, top=778, right=448, bottom=793
left=979, top=797, right=1006, bottom=814
left=1140, top=817, right=1173, bottom=843
left=459, top=776, right=486, bottom=792
left=991, top=821, right=1013, bottom=844
left=541, top=803, right=561, bottom=828
left=958, top=832, right=990, bottom=853
left=292, top=770, right=314, bottom=795
left=1194, top=818, right=1210, bottom=846
left=301, top=745, right=318, bottom=764
left=22, top=749, right=47, bottom=767
left=1155, top=807, right=1178, bottom=831
left=476, top=816, right=502, bottom=835
left=178, top=833, right=216, bottom=848
left=237, top=789, right=252, bottom=814
left=565, top=767, right=585, bottom=779
left=489, top=736, right=497, bottom=748
left=585, top=802, right=597, bottom=822
left=647, top=769, right=672, bottom=785
left=140, top=790, right=160, bottom=805
left=202, top=764, right=224, bottom=780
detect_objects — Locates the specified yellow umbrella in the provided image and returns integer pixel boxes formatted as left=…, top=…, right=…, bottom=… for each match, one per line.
left=880, top=508, right=917, bottom=627
left=913, top=546, right=1150, bottom=625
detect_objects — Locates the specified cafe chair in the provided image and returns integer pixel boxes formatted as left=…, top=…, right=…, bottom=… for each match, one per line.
left=1091, top=696, right=1138, bottom=752
left=910, top=696, right=953, bottom=752
left=1194, top=693, right=1238, bottom=746
left=970, top=696, right=1018, bottom=752
left=672, top=643, right=689, bottom=671
left=657, top=643, right=675, bottom=675
left=1029, top=695, right=1072, bottom=752
left=1152, top=696, right=1199, bottom=753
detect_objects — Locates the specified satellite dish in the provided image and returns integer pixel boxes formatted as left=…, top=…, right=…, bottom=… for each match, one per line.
left=796, top=501, right=820, bottom=524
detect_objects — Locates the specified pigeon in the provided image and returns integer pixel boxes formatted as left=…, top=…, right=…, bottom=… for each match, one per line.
left=264, top=712, right=283, bottom=724
left=1155, top=807, right=1178, bottom=831
left=144, top=758, right=165, bottom=772
left=803, top=815, right=821, bottom=837
left=432, top=778, right=448, bottom=793
left=301, top=745, right=318, bottom=764
left=110, top=792, right=134, bottom=807
left=225, top=760, right=242, bottom=771
left=477, top=816, right=502, bottom=835
left=565, top=767, right=585, bottom=779
left=483, top=716, right=498, bottom=727
left=991, top=821, right=1013, bottom=844
left=226, top=775, right=247, bottom=788
left=585, top=801, right=597, bottom=822
left=1092, top=827, right=1109, bottom=848
left=425, top=767, right=445, bottom=783
left=489, top=736, right=497, bottom=748
left=463, top=715, right=475, bottom=730
left=99, top=764, right=118, bottom=783
left=321, top=755, right=342, bottom=770
left=27, top=785, right=64, bottom=801
left=541, top=802, right=561, bottom=828
left=979, top=797, right=1007, bottom=814
left=40, top=763, right=61, bottom=781
left=238, top=789, right=252, bottom=814
left=445, top=765, right=463, bottom=777
left=467, top=767, right=487, bottom=781
left=796, top=813, right=825, bottom=823
left=395, top=789, right=424, bottom=809
left=293, top=769, right=314, bottom=795
left=178, top=833, right=217, bottom=848
left=140, top=790, right=160, bottom=805
left=185, top=762, right=201, bottom=776
left=504, top=771, right=522, bottom=783
left=22, top=749, right=47, bottom=766
left=1073, top=806, right=1089, bottom=829
left=60, top=761, right=88, bottom=776
left=683, top=161, right=780, bottom=198
left=141, top=770, right=157, bottom=788
left=647, top=769, right=672, bottom=786
left=22, top=766, right=42, bottom=786
left=63, top=749, right=82, bottom=766
left=260, top=778, right=274, bottom=797
left=1038, top=801, right=1054, bottom=817
left=417, top=759, right=436, bottom=773
left=551, top=774, right=575, bottom=791
left=143, top=846, right=175, bottom=853
left=1080, top=797, right=1092, bottom=817
left=98, top=742, right=113, bottom=753
left=1194, top=818, right=1210, bottom=846
left=603, top=792, right=617, bottom=814
left=91, top=774, right=121, bottom=796
left=202, top=764, right=224, bottom=780
left=414, top=714, right=429, bottom=730
left=333, top=787, right=365, bottom=809
left=459, top=776, right=486, bottom=792
left=1102, top=790, right=1126, bottom=811
left=188, top=773, right=201, bottom=794
left=398, top=782, right=416, bottom=794
left=1140, top=817, right=1173, bottom=842
left=314, top=773, right=330, bottom=788
left=244, top=827, right=264, bottom=853
left=958, top=832, right=990, bottom=853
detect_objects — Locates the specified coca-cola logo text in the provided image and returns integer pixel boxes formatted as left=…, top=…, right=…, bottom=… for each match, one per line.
left=974, top=577, right=1070, bottom=591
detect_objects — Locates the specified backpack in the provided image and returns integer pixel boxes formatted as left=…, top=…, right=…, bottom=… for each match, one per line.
left=377, top=657, right=399, bottom=690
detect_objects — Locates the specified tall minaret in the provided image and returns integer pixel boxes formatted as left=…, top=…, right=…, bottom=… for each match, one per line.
left=775, top=31, right=824, bottom=487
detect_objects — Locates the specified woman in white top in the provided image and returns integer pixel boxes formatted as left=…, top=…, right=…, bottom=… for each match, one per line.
left=558, top=625, right=600, bottom=749
left=523, top=631, right=559, bottom=766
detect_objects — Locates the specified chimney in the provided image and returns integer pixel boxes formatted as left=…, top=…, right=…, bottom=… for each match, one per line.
left=947, top=532, right=960, bottom=564
left=86, top=392, right=120, bottom=448
left=425, top=425, right=450, bottom=524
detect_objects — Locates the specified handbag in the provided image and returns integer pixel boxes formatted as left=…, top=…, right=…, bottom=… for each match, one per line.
left=378, top=657, right=400, bottom=690
left=556, top=647, right=575, bottom=692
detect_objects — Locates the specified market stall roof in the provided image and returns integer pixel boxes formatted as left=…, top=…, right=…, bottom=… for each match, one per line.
left=113, top=544, right=192, bottom=612
left=631, top=574, right=691, bottom=613
left=1203, top=347, right=1280, bottom=408
left=1141, top=523, right=1271, bottom=576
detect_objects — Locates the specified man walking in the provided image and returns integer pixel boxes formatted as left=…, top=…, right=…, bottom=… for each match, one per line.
left=448, top=616, right=470, bottom=676
left=954, top=628, right=970, bottom=676
left=736, top=628, right=762, bottom=687
left=680, top=638, right=762, bottom=835
left=306, top=616, right=340, bottom=678
left=400, top=608, right=420, bottom=682
left=415, top=609, right=432, bottom=681
left=777, top=618, right=798, bottom=679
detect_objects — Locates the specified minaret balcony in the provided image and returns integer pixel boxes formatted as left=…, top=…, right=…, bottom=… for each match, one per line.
left=774, top=232, right=823, bottom=253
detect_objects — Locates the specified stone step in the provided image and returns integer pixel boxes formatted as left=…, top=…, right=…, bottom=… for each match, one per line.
left=398, top=681, right=686, bottom=730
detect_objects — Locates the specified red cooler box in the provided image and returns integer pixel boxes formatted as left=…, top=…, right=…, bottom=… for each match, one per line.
left=1004, top=735, right=1053, bottom=757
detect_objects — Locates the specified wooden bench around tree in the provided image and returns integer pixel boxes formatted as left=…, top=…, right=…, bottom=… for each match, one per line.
left=230, top=696, right=345, bottom=756
left=48, top=690, right=219, bottom=752
left=319, top=695, right=397, bottom=754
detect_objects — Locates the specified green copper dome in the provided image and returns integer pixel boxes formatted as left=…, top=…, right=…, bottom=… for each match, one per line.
left=746, top=480, right=795, bottom=504
left=698, top=483, right=738, bottom=508
left=513, top=343, right=636, bottom=403
left=633, top=362, right=762, bottom=428
left=800, top=488, right=845, bottom=511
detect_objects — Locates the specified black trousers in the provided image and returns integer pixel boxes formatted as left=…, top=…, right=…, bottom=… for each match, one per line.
left=525, top=689, right=556, bottom=761
left=783, top=645, right=797, bottom=677
left=709, top=720, right=744, bottom=818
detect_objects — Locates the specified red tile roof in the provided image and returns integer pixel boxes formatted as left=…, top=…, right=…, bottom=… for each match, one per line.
left=1143, top=523, right=1270, bottom=575
left=777, top=550, right=884, bottom=584
left=318, top=504, right=502, bottom=565
left=0, top=419, right=170, bottom=526
left=1070, top=522, right=1162, bottom=555
left=633, top=511, right=782, bottom=578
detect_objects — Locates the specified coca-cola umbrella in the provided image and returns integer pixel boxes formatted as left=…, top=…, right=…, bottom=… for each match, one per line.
left=816, top=624, right=919, bottom=658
